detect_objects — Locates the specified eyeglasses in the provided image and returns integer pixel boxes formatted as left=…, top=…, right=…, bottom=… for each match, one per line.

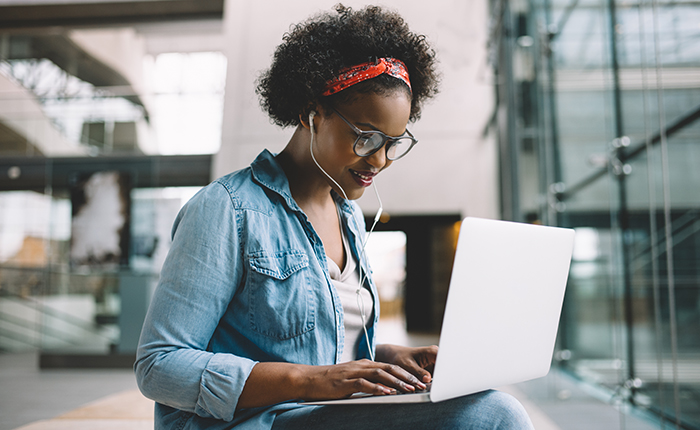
left=332, top=108, right=418, bottom=161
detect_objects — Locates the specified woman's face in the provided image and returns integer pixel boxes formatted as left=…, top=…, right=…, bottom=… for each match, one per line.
left=312, top=90, right=412, bottom=200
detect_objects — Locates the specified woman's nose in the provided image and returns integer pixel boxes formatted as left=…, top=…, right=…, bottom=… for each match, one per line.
left=366, top=146, right=390, bottom=169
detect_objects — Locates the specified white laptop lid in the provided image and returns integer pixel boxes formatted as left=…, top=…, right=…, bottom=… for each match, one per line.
left=301, top=217, right=574, bottom=405
left=430, top=217, right=575, bottom=402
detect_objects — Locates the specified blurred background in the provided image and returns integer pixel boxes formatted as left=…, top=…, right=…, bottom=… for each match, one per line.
left=0, top=0, right=698, bottom=429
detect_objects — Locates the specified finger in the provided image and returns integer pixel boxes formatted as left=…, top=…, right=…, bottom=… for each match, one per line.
left=348, top=360, right=424, bottom=391
left=415, top=346, right=438, bottom=380
left=384, top=362, right=427, bottom=389
left=363, top=363, right=425, bottom=392
left=344, top=378, right=395, bottom=397
left=399, top=359, right=431, bottom=386
left=395, top=346, right=437, bottom=384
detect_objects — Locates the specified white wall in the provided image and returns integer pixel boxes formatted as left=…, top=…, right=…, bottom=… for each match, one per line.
left=215, top=0, right=499, bottom=219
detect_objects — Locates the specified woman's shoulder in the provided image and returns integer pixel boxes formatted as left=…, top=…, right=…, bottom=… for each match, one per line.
left=206, top=150, right=288, bottom=209
left=193, top=167, right=274, bottom=215
left=170, top=168, right=257, bottom=220
left=212, top=166, right=255, bottom=197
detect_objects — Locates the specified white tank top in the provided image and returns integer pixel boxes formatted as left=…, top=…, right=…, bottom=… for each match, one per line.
left=326, top=224, right=374, bottom=363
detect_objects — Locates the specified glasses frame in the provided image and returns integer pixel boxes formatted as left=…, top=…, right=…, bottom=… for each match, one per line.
left=331, top=107, right=418, bottom=161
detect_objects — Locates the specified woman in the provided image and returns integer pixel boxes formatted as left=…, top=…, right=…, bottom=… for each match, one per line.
left=135, top=5, right=534, bottom=429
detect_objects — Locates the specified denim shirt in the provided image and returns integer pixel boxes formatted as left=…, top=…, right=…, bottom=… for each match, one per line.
left=135, top=149, right=379, bottom=430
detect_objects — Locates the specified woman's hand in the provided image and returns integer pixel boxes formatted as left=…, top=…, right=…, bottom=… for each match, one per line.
left=375, top=344, right=439, bottom=385
left=238, top=346, right=438, bottom=408
left=299, top=358, right=428, bottom=401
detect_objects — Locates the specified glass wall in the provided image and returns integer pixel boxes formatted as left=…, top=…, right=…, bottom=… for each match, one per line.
left=491, top=0, right=700, bottom=428
left=0, top=28, right=224, bottom=359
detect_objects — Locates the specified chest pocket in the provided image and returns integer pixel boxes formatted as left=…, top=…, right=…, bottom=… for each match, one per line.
left=247, top=250, right=315, bottom=340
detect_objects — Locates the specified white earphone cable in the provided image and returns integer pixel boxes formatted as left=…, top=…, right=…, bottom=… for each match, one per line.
left=308, top=111, right=382, bottom=361
left=356, top=181, right=382, bottom=362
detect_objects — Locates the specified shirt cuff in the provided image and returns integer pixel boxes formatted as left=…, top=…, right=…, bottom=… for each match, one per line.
left=195, top=353, right=258, bottom=421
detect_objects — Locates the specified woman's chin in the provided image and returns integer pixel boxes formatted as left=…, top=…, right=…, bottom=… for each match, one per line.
left=339, top=187, right=366, bottom=201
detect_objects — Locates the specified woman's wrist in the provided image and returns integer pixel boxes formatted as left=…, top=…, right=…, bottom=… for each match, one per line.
left=238, top=362, right=314, bottom=408
left=290, top=363, right=315, bottom=400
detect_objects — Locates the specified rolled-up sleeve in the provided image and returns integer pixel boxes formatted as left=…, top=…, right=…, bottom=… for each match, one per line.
left=135, top=182, right=255, bottom=422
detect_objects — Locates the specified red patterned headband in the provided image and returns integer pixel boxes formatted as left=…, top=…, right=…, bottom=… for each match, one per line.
left=322, top=57, right=411, bottom=97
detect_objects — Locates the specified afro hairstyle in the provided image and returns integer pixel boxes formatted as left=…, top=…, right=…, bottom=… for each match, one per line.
left=256, top=4, right=440, bottom=128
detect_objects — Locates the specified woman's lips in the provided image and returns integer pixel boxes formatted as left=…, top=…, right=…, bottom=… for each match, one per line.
left=350, top=169, right=376, bottom=187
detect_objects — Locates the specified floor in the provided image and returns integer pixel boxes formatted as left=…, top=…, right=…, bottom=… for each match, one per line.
left=0, top=352, right=140, bottom=430
left=0, top=318, right=669, bottom=430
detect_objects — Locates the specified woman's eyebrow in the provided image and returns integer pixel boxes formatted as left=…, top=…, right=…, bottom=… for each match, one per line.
left=356, top=121, right=407, bottom=136
left=356, top=121, right=379, bottom=130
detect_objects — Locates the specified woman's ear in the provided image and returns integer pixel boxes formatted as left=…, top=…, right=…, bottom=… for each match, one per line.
left=299, top=103, right=320, bottom=130
left=299, top=111, right=314, bottom=130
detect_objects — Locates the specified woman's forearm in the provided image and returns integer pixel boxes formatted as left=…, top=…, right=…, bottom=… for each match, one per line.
left=237, top=362, right=309, bottom=409
left=237, top=358, right=428, bottom=409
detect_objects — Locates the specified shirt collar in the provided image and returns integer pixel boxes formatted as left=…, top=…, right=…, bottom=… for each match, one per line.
left=251, top=149, right=357, bottom=217
left=331, top=190, right=355, bottom=216
left=250, top=149, right=302, bottom=212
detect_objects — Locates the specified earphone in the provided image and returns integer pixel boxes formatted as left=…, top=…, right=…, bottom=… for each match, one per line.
left=308, top=110, right=382, bottom=361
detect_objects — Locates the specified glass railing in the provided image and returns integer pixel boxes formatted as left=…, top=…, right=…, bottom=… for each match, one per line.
left=491, top=0, right=700, bottom=427
left=0, top=185, right=199, bottom=362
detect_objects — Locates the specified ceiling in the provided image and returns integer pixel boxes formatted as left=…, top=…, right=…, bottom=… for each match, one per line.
left=0, top=0, right=224, bottom=30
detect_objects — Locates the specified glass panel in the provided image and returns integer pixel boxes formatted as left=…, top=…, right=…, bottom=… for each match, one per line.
left=624, top=138, right=700, bottom=428
left=0, top=190, right=122, bottom=353
left=0, top=29, right=223, bottom=358
left=563, top=227, right=624, bottom=382
left=523, top=0, right=700, bottom=427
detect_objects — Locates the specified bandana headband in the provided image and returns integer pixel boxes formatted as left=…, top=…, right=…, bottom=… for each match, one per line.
left=322, top=57, right=411, bottom=96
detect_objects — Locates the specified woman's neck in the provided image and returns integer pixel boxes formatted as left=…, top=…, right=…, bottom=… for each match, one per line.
left=277, top=126, right=347, bottom=268
left=276, top=126, right=335, bottom=212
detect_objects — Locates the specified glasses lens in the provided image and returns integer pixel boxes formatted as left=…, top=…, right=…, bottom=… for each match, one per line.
left=354, top=132, right=385, bottom=156
left=386, top=137, right=415, bottom=160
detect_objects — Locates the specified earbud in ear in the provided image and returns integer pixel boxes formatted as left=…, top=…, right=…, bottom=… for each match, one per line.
left=308, top=111, right=317, bottom=131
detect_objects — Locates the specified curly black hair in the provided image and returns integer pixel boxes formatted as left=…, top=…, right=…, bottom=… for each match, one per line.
left=256, top=4, right=439, bottom=128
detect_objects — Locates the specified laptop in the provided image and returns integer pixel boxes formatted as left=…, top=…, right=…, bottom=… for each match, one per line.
left=302, top=217, right=575, bottom=405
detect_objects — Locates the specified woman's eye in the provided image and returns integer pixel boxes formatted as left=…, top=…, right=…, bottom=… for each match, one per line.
left=356, top=136, right=370, bottom=148
left=368, top=133, right=385, bottom=147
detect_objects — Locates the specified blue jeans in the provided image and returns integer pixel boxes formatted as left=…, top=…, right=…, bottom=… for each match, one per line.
left=271, top=390, right=535, bottom=430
